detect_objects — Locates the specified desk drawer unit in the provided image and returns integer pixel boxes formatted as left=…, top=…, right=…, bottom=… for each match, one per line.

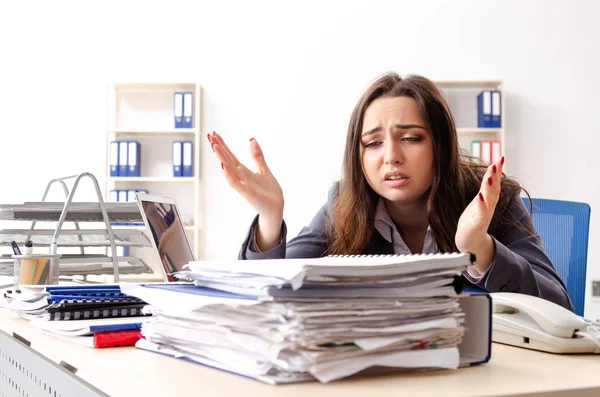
left=0, top=330, right=107, bottom=397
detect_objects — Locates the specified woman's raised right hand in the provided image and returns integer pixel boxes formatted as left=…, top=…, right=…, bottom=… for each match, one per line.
left=207, top=132, right=284, bottom=250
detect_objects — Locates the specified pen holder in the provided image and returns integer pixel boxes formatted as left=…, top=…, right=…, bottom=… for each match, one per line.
left=12, top=254, right=62, bottom=287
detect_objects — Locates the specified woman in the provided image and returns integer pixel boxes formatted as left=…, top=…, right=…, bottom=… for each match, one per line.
left=207, top=72, right=573, bottom=311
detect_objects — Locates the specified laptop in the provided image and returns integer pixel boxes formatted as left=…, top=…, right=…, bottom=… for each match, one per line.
left=135, top=193, right=195, bottom=282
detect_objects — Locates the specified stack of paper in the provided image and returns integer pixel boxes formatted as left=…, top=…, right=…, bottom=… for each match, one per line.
left=4, top=285, right=149, bottom=320
left=2, top=285, right=150, bottom=348
left=122, top=253, right=472, bottom=384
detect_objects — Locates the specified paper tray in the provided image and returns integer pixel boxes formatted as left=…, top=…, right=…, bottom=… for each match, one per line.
left=0, top=256, right=153, bottom=276
left=0, top=202, right=142, bottom=222
left=0, top=228, right=152, bottom=248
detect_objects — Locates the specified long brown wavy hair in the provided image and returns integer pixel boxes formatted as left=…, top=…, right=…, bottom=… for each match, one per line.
left=327, top=72, right=531, bottom=255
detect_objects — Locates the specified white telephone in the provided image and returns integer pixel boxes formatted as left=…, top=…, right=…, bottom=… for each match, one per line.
left=491, top=292, right=600, bottom=354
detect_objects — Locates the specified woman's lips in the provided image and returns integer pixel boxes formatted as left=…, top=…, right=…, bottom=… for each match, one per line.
left=384, top=177, right=409, bottom=188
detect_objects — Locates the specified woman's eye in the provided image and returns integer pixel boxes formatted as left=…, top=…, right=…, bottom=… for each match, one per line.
left=402, top=137, right=422, bottom=142
left=365, top=141, right=382, bottom=148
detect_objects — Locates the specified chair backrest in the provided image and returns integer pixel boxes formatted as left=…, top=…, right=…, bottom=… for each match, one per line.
left=522, top=198, right=591, bottom=316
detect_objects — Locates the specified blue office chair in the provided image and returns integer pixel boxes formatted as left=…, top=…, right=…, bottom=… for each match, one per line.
left=522, top=198, right=591, bottom=316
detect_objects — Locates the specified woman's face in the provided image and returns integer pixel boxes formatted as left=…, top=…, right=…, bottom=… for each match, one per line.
left=359, top=96, right=434, bottom=205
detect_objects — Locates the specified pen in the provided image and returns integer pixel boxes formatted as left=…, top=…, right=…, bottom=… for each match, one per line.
left=11, top=241, right=22, bottom=256
left=10, top=241, right=21, bottom=292
left=10, top=240, right=21, bottom=291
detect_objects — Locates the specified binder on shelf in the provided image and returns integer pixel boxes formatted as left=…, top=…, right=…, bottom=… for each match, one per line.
left=127, top=141, right=140, bottom=177
left=109, top=190, right=119, bottom=226
left=183, top=92, right=193, bottom=128
left=491, top=91, right=502, bottom=128
left=182, top=141, right=193, bottom=177
left=174, top=92, right=184, bottom=128
left=127, top=189, right=144, bottom=228
left=116, top=190, right=129, bottom=224
left=118, top=141, right=128, bottom=177
left=491, top=140, right=501, bottom=164
left=117, top=190, right=128, bottom=203
left=471, top=140, right=481, bottom=159
left=479, top=140, right=502, bottom=164
left=109, top=141, right=119, bottom=177
left=127, top=189, right=138, bottom=203
left=477, top=91, right=493, bottom=128
left=481, top=140, right=492, bottom=164
left=173, top=141, right=183, bottom=177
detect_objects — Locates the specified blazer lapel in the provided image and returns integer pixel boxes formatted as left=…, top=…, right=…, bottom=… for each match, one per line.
left=363, top=231, right=394, bottom=255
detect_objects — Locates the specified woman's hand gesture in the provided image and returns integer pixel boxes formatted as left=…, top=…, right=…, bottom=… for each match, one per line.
left=455, top=156, right=505, bottom=273
left=208, top=132, right=284, bottom=220
left=208, top=132, right=284, bottom=251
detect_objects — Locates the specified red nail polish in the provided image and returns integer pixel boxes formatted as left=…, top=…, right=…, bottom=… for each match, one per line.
left=212, top=131, right=216, bottom=136
left=501, top=156, right=505, bottom=165
left=221, top=162, right=224, bottom=170
left=206, top=133, right=211, bottom=141
left=479, top=192, right=484, bottom=202
left=250, top=138, right=255, bottom=142
left=492, top=164, right=497, bottom=173
left=488, top=177, right=492, bottom=186
left=211, top=143, right=214, bottom=152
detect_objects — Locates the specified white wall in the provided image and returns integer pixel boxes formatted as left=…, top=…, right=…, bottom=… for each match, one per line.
left=1, top=0, right=599, bottom=314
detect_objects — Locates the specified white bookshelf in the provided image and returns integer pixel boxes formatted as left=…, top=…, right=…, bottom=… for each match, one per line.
left=105, top=82, right=203, bottom=278
left=435, top=80, right=505, bottom=171
left=109, top=224, right=196, bottom=232
left=112, top=129, right=196, bottom=135
left=106, top=177, right=196, bottom=183
left=456, top=128, right=503, bottom=136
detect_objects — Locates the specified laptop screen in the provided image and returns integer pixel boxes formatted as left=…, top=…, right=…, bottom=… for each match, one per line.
left=138, top=197, right=195, bottom=282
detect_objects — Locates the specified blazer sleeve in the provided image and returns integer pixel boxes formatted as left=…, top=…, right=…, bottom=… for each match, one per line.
left=238, top=185, right=337, bottom=260
left=464, top=195, right=574, bottom=311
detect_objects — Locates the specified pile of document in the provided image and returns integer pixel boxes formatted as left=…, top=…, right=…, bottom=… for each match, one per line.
left=122, top=253, right=473, bottom=384
left=2, top=285, right=151, bottom=348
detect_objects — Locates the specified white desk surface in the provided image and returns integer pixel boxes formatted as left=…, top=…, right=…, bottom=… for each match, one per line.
left=1, top=308, right=600, bottom=397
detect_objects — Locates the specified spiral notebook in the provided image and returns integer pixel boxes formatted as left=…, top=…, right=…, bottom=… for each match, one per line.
left=43, top=286, right=150, bottom=321
left=8, top=285, right=151, bottom=321
left=45, top=304, right=147, bottom=321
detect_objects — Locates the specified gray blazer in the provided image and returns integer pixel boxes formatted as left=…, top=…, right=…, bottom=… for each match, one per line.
left=239, top=184, right=573, bottom=311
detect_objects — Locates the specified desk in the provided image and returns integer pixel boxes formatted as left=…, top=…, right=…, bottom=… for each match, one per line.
left=1, top=309, right=600, bottom=397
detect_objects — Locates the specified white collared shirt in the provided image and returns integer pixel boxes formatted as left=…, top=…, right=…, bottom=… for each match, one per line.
left=374, top=198, right=438, bottom=255
left=374, top=198, right=482, bottom=278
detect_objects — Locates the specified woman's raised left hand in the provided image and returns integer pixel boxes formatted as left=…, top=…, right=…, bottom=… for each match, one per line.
left=455, top=156, right=505, bottom=271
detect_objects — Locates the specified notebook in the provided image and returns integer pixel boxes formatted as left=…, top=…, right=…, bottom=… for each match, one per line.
left=136, top=193, right=196, bottom=282
left=5, top=285, right=152, bottom=322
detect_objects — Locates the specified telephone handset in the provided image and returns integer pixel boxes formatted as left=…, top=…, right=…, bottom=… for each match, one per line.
left=491, top=292, right=600, bottom=354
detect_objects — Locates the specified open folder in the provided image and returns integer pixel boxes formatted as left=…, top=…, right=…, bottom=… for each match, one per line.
left=122, top=253, right=491, bottom=384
